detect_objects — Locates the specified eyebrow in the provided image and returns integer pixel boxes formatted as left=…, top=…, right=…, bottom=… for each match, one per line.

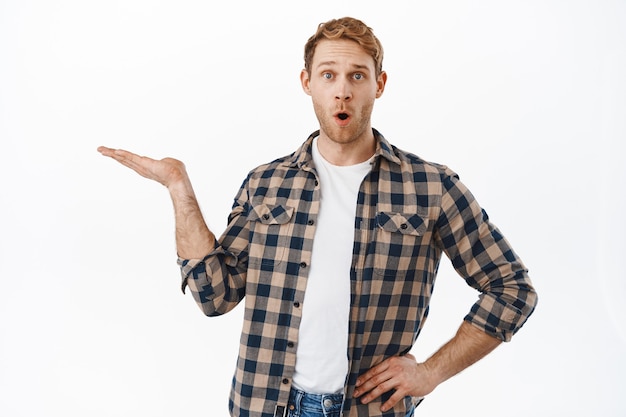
left=316, top=61, right=371, bottom=71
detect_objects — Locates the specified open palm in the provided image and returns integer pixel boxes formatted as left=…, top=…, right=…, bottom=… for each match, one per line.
left=97, top=146, right=187, bottom=188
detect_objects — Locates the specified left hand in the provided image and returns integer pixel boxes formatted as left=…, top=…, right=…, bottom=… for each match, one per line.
left=353, top=353, right=436, bottom=413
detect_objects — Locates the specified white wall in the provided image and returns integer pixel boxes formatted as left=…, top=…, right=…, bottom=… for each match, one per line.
left=1, top=1, right=624, bottom=416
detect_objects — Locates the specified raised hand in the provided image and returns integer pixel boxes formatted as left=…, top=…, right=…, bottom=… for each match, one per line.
left=97, top=146, right=188, bottom=189
left=97, top=146, right=215, bottom=258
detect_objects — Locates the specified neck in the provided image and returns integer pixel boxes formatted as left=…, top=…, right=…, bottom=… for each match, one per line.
left=316, top=130, right=376, bottom=166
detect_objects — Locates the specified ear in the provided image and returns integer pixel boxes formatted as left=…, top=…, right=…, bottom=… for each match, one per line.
left=375, top=71, right=387, bottom=98
left=300, top=69, right=312, bottom=96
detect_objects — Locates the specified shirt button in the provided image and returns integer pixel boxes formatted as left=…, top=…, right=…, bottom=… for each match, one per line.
left=262, top=214, right=270, bottom=220
left=293, top=302, right=300, bottom=308
left=299, top=262, right=307, bottom=268
left=400, top=223, right=408, bottom=229
left=287, top=341, right=294, bottom=348
left=308, top=219, right=315, bottom=225
left=282, top=378, right=289, bottom=384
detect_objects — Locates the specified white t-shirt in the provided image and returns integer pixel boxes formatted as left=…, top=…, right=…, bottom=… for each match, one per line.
left=292, top=138, right=372, bottom=394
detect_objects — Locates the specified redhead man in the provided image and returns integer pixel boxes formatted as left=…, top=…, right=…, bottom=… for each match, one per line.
left=99, top=17, right=537, bottom=417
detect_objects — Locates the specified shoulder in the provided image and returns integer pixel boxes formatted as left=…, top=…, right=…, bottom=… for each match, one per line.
left=244, top=153, right=298, bottom=181
left=243, top=133, right=314, bottom=182
left=374, top=129, right=457, bottom=181
left=388, top=142, right=459, bottom=182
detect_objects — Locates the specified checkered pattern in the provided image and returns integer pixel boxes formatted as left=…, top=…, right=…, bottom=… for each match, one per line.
left=178, top=130, right=537, bottom=417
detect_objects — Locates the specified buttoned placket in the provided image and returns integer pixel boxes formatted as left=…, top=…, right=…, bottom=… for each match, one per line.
left=276, top=164, right=321, bottom=415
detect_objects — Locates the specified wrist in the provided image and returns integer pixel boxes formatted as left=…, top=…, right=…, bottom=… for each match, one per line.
left=167, top=175, right=195, bottom=200
left=420, top=359, right=446, bottom=390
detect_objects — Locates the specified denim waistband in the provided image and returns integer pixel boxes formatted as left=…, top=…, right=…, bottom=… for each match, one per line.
left=288, top=387, right=344, bottom=416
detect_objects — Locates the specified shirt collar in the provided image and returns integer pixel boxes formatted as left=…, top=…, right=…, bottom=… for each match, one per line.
left=285, top=128, right=401, bottom=169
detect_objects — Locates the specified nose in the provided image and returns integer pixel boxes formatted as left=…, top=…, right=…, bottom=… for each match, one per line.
left=334, top=78, right=352, bottom=102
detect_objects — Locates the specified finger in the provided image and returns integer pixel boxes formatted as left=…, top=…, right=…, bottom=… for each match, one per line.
left=355, top=367, right=400, bottom=404
left=112, top=149, right=144, bottom=163
left=113, top=151, right=147, bottom=169
left=98, top=148, right=155, bottom=180
left=354, top=365, right=386, bottom=398
left=97, top=147, right=138, bottom=164
left=97, top=146, right=117, bottom=156
left=112, top=157, right=149, bottom=176
left=380, top=389, right=406, bottom=413
left=98, top=147, right=144, bottom=162
left=358, top=373, right=394, bottom=404
left=100, top=149, right=140, bottom=169
left=356, top=360, right=388, bottom=387
left=106, top=149, right=151, bottom=170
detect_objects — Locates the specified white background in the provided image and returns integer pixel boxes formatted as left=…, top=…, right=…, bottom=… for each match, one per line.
left=1, top=1, right=625, bottom=416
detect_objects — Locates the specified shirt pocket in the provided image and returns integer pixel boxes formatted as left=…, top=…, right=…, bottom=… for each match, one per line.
left=373, top=211, right=429, bottom=277
left=247, top=203, right=295, bottom=267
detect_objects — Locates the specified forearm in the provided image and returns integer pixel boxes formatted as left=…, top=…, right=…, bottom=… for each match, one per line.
left=353, top=320, right=502, bottom=411
left=168, top=177, right=215, bottom=259
left=97, top=146, right=217, bottom=259
left=424, top=321, right=501, bottom=387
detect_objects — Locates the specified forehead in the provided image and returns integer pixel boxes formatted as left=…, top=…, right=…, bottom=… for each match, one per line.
left=312, top=39, right=375, bottom=70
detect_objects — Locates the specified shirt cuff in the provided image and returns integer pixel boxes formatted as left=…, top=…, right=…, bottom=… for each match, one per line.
left=464, top=292, right=531, bottom=342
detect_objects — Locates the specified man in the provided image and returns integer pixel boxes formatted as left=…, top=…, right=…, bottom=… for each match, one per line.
left=98, top=17, right=537, bottom=417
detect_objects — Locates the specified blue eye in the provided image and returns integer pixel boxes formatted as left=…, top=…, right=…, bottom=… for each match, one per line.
left=354, top=73, right=363, bottom=80
left=323, top=73, right=332, bottom=79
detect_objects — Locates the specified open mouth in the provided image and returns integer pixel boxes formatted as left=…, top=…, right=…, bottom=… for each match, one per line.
left=337, top=113, right=349, bottom=120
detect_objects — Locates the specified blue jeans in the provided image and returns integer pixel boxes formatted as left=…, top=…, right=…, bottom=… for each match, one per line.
left=287, top=388, right=343, bottom=417
left=286, top=387, right=416, bottom=417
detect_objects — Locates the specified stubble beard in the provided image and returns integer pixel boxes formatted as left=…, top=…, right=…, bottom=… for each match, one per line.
left=313, top=100, right=375, bottom=147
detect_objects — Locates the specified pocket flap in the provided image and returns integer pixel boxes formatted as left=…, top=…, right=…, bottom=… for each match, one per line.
left=376, top=211, right=427, bottom=235
left=248, top=204, right=294, bottom=225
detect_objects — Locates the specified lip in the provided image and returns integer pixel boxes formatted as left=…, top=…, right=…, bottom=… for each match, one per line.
left=333, top=111, right=351, bottom=127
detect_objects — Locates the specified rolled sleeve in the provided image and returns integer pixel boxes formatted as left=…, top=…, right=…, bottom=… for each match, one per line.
left=465, top=280, right=537, bottom=342
left=177, top=181, right=251, bottom=317
left=177, top=243, right=246, bottom=317
left=178, top=239, right=222, bottom=294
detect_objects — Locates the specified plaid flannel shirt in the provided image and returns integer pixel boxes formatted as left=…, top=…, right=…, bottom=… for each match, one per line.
left=179, top=129, right=537, bottom=417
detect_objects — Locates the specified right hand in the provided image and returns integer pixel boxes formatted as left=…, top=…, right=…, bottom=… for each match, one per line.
left=98, top=146, right=214, bottom=258
left=97, top=146, right=188, bottom=189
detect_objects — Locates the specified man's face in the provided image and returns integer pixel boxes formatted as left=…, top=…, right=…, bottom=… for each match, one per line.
left=301, top=39, right=386, bottom=147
